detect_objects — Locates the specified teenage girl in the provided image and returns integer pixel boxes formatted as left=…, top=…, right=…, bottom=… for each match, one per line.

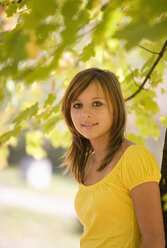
left=61, top=68, right=165, bottom=248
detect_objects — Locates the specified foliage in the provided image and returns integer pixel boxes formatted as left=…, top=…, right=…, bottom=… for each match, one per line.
left=0, top=0, right=167, bottom=166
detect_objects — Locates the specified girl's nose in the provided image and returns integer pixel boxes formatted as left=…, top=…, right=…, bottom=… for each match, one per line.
left=82, top=111, right=92, bottom=119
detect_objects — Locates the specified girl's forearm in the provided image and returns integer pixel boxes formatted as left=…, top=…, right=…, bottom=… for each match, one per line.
left=141, top=237, right=165, bottom=248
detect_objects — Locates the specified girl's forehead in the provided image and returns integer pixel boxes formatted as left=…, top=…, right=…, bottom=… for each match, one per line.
left=76, top=80, right=105, bottom=98
left=86, top=81, right=104, bottom=93
left=71, top=80, right=112, bottom=105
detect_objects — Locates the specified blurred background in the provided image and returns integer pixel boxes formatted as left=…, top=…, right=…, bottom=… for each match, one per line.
left=0, top=178, right=81, bottom=248
left=0, top=135, right=82, bottom=248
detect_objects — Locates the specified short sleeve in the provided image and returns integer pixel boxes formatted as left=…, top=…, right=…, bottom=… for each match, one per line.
left=122, top=145, right=161, bottom=191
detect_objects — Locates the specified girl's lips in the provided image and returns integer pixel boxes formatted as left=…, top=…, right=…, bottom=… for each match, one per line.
left=81, top=123, right=98, bottom=127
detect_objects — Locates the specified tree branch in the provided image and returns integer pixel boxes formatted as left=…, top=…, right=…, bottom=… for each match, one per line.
left=138, top=44, right=160, bottom=55
left=125, top=39, right=167, bottom=101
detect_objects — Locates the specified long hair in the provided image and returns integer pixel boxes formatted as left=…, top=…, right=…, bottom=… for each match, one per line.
left=61, top=68, right=126, bottom=183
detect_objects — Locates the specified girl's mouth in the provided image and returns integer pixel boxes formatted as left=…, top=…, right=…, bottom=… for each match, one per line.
left=81, top=123, right=98, bottom=127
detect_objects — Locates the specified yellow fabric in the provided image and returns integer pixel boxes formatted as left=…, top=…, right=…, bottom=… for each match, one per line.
left=74, top=145, right=161, bottom=248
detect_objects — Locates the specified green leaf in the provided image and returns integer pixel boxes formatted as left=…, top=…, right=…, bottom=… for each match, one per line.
left=44, top=93, right=56, bottom=107
left=77, top=8, right=90, bottom=26
left=114, top=22, right=150, bottom=50
left=36, top=104, right=60, bottom=122
left=26, top=0, right=57, bottom=21
left=0, top=29, right=29, bottom=75
left=61, top=0, right=85, bottom=45
left=140, top=55, right=156, bottom=75
left=164, top=202, right=167, bottom=211
left=135, top=114, right=160, bottom=139
left=132, top=90, right=159, bottom=115
left=0, top=0, right=167, bottom=155
left=2, top=29, right=28, bottom=61
left=42, top=113, right=61, bottom=133
left=26, top=131, right=46, bottom=160
left=125, top=133, right=145, bottom=146
left=80, top=41, right=95, bottom=62
left=131, top=90, right=160, bottom=140
left=5, top=1, right=18, bottom=17
left=24, top=66, right=52, bottom=84
left=136, top=0, right=167, bottom=21
left=94, top=7, right=123, bottom=42
left=161, top=88, right=166, bottom=95
left=12, top=103, right=39, bottom=126
left=47, top=45, right=65, bottom=70
left=86, top=0, right=99, bottom=10
left=146, top=18, right=167, bottom=42
left=121, top=73, right=139, bottom=99
left=61, top=0, right=82, bottom=25
left=0, top=126, right=22, bottom=144
left=160, top=116, right=167, bottom=128
left=36, top=23, right=60, bottom=44
left=163, top=194, right=167, bottom=211
left=114, top=18, right=167, bottom=50
left=61, top=21, right=78, bottom=45
left=47, top=127, right=71, bottom=148
left=162, top=193, right=167, bottom=202
left=18, top=0, right=26, bottom=9
left=0, top=80, right=6, bottom=102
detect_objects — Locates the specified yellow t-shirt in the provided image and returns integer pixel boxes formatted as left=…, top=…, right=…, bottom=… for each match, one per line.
left=74, top=145, right=161, bottom=248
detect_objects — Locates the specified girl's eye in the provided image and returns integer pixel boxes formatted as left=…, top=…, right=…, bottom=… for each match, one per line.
left=72, top=103, right=82, bottom=109
left=93, top=101, right=102, bottom=107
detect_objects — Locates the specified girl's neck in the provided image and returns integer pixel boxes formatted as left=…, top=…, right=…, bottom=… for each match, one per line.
left=90, top=140, right=108, bottom=162
left=91, top=138, right=129, bottom=165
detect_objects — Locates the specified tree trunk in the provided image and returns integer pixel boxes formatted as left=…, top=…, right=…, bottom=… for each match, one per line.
left=159, top=128, right=167, bottom=246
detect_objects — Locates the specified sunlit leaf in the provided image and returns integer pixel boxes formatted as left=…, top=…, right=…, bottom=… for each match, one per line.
left=80, top=41, right=95, bottom=62
left=86, top=0, right=99, bottom=10
left=125, top=133, right=145, bottom=146
left=47, top=127, right=71, bottom=148
left=0, top=126, right=22, bottom=144
left=0, top=0, right=166, bottom=162
left=26, top=131, right=46, bottom=160
left=5, top=1, right=17, bottom=17
left=44, top=93, right=56, bottom=107
left=135, top=113, right=160, bottom=139
left=12, top=103, right=39, bottom=126
left=42, top=113, right=61, bottom=133
left=160, top=116, right=167, bottom=128
left=162, top=193, right=167, bottom=202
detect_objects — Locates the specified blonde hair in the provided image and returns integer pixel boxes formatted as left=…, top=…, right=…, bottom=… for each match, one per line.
left=61, top=68, right=126, bottom=183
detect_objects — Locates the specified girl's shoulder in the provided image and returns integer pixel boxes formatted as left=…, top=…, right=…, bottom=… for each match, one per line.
left=123, top=142, right=154, bottom=160
left=121, top=143, right=161, bottom=191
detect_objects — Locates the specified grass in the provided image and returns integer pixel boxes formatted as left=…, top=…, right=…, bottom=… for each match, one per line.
left=0, top=166, right=81, bottom=248
left=0, top=207, right=81, bottom=248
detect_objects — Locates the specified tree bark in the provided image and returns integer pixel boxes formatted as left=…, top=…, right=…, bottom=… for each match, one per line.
left=159, top=128, right=167, bottom=247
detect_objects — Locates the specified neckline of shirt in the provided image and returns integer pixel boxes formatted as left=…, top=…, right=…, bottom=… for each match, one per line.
left=80, top=144, right=139, bottom=189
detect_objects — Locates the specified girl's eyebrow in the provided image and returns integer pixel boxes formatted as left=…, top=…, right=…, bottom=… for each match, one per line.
left=72, top=98, right=81, bottom=102
left=92, top=97, right=105, bottom=100
left=73, top=97, right=105, bottom=102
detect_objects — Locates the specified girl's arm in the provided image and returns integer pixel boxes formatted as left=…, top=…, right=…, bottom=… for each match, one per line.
left=130, top=182, right=165, bottom=248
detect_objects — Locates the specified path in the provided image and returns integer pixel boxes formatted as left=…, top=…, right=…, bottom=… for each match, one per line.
left=0, top=184, right=77, bottom=218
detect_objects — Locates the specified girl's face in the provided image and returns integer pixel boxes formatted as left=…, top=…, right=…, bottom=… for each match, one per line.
left=70, top=81, right=113, bottom=144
